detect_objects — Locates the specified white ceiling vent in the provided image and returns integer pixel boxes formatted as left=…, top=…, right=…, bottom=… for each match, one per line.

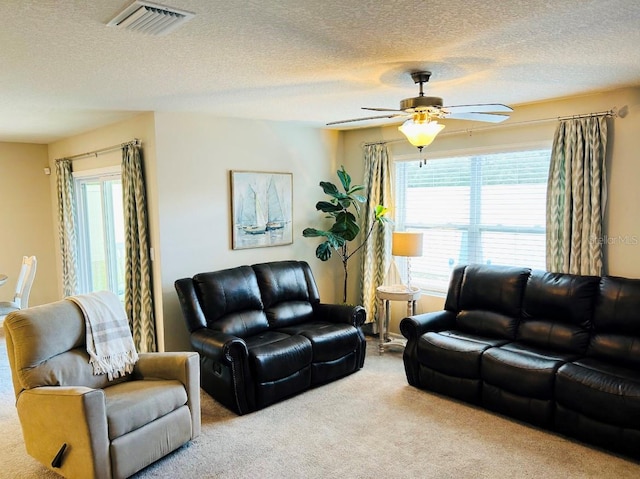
left=107, top=1, right=195, bottom=36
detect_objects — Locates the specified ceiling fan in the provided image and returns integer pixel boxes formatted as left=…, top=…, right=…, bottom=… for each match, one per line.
left=327, top=71, right=513, bottom=153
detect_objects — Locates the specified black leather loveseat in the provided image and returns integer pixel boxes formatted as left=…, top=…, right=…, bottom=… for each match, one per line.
left=175, top=260, right=366, bottom=415
left=401, top=264, right=640, bottom=458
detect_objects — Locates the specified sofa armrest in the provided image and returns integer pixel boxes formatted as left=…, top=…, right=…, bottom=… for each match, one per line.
left=17, top=386, right=111, bottom=478
left=400, top=310, right=457, bottom=340
left=190, top=328, right=253, bottom=415
left=189, top=328, right=248, bottom=363
left=314, top=303, right=366, bottom=327
left=134, top=352, right=201, bottom=438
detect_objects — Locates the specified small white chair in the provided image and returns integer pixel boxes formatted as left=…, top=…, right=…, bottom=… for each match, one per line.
left=0, top=255, right=37, bottom=317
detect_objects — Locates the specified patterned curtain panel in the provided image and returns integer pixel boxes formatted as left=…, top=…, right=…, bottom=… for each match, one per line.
left=55, top=159, right=78, bottom=297
left=359, top=143, right=393, bottom=323
left=546, top=116, right=608, bottom=275
left=122, top=144, right=157, bottom=352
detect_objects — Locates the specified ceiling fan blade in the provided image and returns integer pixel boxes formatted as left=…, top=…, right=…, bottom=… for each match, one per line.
left=446, top=112, right=511, bottom=123
left=443, top=103, right=513, bottom=114
left=362, top=107, right=404, bottom=112
left=326, top=113, right=407, bottom=126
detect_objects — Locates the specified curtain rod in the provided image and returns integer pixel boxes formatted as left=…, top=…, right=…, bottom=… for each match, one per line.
left=55, top=138, right=141, bottom=162
left=363, top=107, right=619, bottom=148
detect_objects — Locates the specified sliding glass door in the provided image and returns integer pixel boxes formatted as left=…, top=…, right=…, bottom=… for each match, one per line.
left=74, top=168, right=125, bottom=299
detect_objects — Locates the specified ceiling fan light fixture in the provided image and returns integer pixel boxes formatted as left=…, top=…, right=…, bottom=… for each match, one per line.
left=398, top=113, right=445, bottom=149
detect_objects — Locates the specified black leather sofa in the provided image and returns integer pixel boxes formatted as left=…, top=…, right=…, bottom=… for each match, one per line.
left=175, top=260, right=366, bottom=415
left=401, top=264, right=640, bottom=458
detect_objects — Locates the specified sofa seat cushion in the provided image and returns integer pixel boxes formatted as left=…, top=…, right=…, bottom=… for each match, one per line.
left=417, top=331, right=509, bottom=379
left=105, top=379, right=187, bottom=440
left=246, top=332, right=312, bottom=383
left=276, top=322, right=360, bottom=362
left=482, top=343, right=577, bottom=399
left=556, top=358, right=640, bottom=429
left=245, top=330, right=290, bottom=349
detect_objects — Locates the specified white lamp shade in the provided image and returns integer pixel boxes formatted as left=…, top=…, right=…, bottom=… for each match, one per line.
left=398, top=114, right=445, bottom=148
left=392, top=231, right=423, bottom=257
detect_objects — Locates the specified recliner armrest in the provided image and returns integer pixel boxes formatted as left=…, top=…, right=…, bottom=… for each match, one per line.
left=134, top=352, right=201, bottom=438
left=400, top=310, right=457, bottom=340
left=17, top=386, right=111, bottom=479
left=134, top=352, right=198, bottom=382
left=314, top=303, right=366, bottom=327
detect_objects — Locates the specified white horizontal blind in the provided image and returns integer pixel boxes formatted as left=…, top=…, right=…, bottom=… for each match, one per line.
left=395, top=149, right=551, bottom=293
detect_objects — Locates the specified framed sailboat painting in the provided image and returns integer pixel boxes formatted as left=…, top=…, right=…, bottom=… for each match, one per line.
left=230, top=170, right=293, bottom=249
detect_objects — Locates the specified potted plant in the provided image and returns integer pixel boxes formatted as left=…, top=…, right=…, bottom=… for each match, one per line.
left=303, top=166, right=389, bottom=303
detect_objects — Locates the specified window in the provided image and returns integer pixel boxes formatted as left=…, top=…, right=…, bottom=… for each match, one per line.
left=395, top=149, right=551, bottom=294
left=74, top=168, right=126, bottom=299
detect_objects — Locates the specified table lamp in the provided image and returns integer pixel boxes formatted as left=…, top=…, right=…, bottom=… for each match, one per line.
left=392, top=231, right=424, bottom=290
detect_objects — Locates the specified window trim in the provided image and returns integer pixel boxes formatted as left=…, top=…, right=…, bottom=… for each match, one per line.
left=393, top=140, right=552, bottom=164
left=72, top=165, right=121, bottom=179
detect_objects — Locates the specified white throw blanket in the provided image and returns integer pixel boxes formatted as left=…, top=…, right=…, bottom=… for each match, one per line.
left=68, top=291, right=139, bottom=380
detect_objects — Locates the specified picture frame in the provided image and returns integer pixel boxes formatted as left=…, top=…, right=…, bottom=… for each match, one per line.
left=230, top=170, right=293, bottom=250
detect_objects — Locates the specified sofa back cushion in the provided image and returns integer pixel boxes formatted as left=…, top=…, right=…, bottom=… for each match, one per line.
left=589, top=276, right=640, bottom=366
left=253, top=261, right=319, bottom=328
left=3, top=300, right=127, bottom=397
left=520, top=270, right=599, bottom=353
left=443, top=265, right=466, bottom=312
left=193, top=266, right=269, bottom=337
left=454, top=264, right=530, bottom=339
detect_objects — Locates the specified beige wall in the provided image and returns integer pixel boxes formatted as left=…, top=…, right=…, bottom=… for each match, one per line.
left=0, top=142, right=57, bottom=307
left=340, top=86, right=640, bottom=333
left=153, top=112, right=342, bottom=351
left=8, top=86, right=638, bottom=348
left=43, top=112, right=341, bottom=352
left=47, top=112, right=161, bottom=333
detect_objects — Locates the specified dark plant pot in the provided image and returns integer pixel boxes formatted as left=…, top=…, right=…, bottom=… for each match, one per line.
left=361, top=322, right=377, bottom=337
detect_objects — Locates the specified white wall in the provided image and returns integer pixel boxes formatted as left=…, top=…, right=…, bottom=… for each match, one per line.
left=153, top=112, right=342, bottom=351
left=0, top=142, right=58, bottom=307
left=340, top=86, right=640, bottom=333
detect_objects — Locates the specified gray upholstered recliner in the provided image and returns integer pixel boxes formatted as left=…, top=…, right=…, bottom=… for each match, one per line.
left=3, top=298, right=201, bottom=479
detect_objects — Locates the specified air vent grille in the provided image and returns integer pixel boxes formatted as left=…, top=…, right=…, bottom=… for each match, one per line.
left=107, top=1, right=195, bottom=36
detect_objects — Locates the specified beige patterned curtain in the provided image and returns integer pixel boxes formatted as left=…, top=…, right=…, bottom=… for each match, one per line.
left=359, top=143, right=393, bottom=323
left=546, top=116, right=608, bottom=275
left=122, top=144, right=157, bottom=352
left=55, top=159, right=78, bottom=297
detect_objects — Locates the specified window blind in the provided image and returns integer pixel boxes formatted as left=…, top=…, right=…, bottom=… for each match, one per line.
left=395, top=149, right=551, bottom=293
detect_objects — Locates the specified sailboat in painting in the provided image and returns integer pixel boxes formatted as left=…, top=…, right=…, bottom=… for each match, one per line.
left=238, top=177, right=286, bottom=235
left=239, top=185, right=267, bottom=235
left=265, top=177, right=285, bottom=231
left=232, top=171, right=292, bottom=249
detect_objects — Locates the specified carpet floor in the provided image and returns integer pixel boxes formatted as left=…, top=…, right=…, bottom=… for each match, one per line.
left=2, top=329, right=640, bottom=478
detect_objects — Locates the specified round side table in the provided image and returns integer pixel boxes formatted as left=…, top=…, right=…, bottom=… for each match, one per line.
left=376, top=285, right=421, bottom=354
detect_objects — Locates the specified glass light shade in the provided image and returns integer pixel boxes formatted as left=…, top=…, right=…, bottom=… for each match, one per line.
left=392, top=231, right=424, bottom=257
left=398, top=113, right=445, bottom=148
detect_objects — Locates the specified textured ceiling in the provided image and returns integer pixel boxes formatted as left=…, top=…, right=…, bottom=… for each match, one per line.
left=1, top=0, right=639, bottom=143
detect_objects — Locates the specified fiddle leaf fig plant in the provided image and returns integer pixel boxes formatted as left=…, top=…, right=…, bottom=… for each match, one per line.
left=303, top=166, right=390, bottom=303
